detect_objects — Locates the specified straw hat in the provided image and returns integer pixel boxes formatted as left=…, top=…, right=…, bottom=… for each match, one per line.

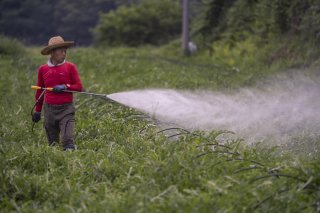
left=41, top=36, right=74, bottom=55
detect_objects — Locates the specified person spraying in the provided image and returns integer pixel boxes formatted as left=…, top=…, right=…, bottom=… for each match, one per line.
left=32, top=36, right=83, bottom=151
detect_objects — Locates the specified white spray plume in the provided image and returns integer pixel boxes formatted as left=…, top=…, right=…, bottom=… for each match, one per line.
left=108, top=73, right=320, bottom=144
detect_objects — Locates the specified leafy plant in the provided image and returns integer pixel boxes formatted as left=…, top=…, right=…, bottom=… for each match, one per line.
left=195, top=0, right=320, bottom=45
left=0, top=40, right=320, bottom=212
left=0, top=35, right=26, bottom=57
left=94, top=0, right=182, bottom=46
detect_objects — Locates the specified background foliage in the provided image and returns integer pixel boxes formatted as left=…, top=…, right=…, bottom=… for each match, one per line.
left=195, top=0, right=320, bottom=44
left=0, top=0, right=115, bottom=45
left=94, top=0, right=182, bottom=46
left=0, top=35, right=25, bottom=56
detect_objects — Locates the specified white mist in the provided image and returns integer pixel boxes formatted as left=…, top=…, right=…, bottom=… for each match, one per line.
left=108, top=74, right=320, bottom=143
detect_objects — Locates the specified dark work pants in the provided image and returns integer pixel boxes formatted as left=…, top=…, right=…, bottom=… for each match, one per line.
left=44, top=103, right=76, bottom=148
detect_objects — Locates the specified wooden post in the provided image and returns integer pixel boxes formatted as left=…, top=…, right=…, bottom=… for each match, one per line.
left=182, top=0, right=190, bottom=56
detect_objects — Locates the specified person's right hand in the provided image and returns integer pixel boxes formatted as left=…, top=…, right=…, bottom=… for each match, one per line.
left=32, top=112, right=41, bottom=123
left=53, top=84, right=67, bottom=93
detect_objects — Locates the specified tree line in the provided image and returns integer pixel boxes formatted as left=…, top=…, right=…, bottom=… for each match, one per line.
left=195, top=0, right=320, bottom=45
left=1, top=0, right=319, bottom=46
left=0, top=0, right=117, bottom=45
left=0, top=0, right=201, bottom=46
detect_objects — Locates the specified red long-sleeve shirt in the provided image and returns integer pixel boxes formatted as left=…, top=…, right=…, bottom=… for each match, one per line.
left=35, top=61, right=82, bottom=112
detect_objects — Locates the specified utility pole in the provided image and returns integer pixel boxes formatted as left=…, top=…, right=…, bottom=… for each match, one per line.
left=182, top=0, right=190, bottom=56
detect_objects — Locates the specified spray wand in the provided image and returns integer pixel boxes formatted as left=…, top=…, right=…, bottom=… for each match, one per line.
left=30, top=85, right=119, bottom=132
left=31, top=85, right=116, bottom=102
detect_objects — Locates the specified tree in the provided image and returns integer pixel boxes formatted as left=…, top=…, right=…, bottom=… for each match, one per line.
left=94, top=0, right=182, bottom=46
left=0, top=0, right=55, bottom=44
left=194, top=0, right=320, bottom=44
left=0, top=0, right=116, bottom=45
left=53, top=0, right=116, bottom=45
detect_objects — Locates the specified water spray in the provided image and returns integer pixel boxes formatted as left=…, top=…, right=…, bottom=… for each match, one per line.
left=107, top=74, right=320, bottom=144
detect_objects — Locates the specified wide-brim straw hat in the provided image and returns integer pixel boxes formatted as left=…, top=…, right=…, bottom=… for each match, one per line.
left=41, top=36, right=74, bottom=55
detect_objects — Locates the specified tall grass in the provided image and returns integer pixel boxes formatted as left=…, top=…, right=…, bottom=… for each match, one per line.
left=0, top=43, right=319, bottom=212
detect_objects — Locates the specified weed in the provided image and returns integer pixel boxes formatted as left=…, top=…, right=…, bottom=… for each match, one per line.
left=1, top=45, right=319, bottom=212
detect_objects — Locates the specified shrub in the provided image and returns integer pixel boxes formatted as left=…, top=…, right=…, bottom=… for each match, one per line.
left=195, top=0, right=320, bottom=44
left=94, top=0, right=182, bottom=46
left=0, top=35, right=25, bottom=57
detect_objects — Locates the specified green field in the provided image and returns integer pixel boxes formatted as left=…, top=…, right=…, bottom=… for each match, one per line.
left=1, top=42, right=320, bottom=212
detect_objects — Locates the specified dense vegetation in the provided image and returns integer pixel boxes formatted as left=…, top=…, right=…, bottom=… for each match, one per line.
left=0, top=0, right=115, bottom=44
left=195, top=0, right=320, bottom=43
left=0, top=35, right=26, bottom=56
left=94, top=0, right=182, bottom=46
left=0, top=0, right=198, bottom=45
left=2, top=0, right=319, bottom=47
left=1, top=34, right=320, bottom=212
left=1, top=0, right=320, bottom=211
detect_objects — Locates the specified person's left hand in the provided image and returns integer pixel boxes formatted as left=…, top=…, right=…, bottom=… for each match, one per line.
left=53, top=84, right=67, bottom=93
left=32, top=112, right=41, bottom=123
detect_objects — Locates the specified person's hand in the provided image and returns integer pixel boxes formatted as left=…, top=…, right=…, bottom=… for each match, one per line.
left=32, top=112, right=41, bottom=123
left=53, top=84, right=67, bottom=93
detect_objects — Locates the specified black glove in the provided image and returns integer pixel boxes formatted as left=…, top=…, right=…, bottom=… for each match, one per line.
left=53, top=84, right=67, bottom=93
left=32, top=112, right=41, bottom=123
